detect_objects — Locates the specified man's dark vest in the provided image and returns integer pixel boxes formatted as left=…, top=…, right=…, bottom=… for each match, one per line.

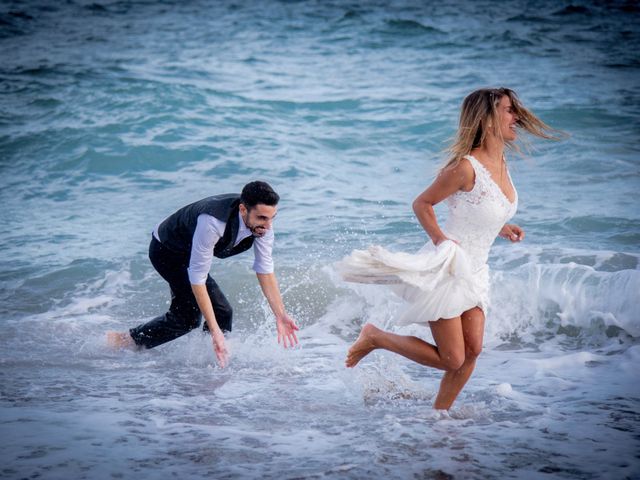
left=156, top=194, right=254, bottom=258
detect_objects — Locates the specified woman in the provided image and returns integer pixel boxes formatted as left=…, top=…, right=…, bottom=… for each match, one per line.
left=338, top=88, right=558, bottom=410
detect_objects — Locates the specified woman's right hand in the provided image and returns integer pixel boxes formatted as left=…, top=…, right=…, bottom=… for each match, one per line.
left=433, top=236, right=450, bottom=246
left=211, top=329, right=229, bottom=368
left=414, top=158, right=474, bottom=246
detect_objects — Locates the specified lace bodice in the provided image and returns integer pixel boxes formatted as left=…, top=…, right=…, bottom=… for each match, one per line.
left=442, top=155, right=517, bottom=269
left=337, top=154, right=512, bottom=322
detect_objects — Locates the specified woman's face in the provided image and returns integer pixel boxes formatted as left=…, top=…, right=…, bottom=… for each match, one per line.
left=496, top=94, right=518, bottom=142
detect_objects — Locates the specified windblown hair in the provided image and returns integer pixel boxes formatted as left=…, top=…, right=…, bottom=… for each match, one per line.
left=240, top=181, right=280, bottom=209
left=443, top=87, right=562, bottom=170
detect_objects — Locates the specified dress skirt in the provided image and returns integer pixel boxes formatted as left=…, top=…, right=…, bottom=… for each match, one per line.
left=336, top=240, right=488, bottom=326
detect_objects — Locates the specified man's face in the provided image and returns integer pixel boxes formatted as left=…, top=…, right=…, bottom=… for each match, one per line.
left=240, top=203, right=277, bottom=237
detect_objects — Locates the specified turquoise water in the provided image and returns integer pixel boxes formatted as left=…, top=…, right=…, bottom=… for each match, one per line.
left=1, top=1, right=639, bottom=479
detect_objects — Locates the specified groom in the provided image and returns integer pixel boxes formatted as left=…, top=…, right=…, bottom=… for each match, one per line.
left=107, top=181, right=299, bottom=366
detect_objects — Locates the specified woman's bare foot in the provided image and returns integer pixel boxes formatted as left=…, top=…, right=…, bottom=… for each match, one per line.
left=106, top=331, right=137, bottom=350
left=345, top=323, right=379, bottom=368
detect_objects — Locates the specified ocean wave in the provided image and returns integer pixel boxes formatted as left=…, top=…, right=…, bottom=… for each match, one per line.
left=491, top=260, right=639, bottom=339
left=328, top=250, right=639, bottom=344
left=383, top=19, right=443, bottom=36
left=0, top=10, right=35, bottom=38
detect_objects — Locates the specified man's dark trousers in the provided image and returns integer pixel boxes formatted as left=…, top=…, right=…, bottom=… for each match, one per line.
left=129, top=236, right=233, bottom=349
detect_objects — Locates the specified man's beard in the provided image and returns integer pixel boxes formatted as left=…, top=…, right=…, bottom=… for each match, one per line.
left=248, top=224, right=266, bottom=237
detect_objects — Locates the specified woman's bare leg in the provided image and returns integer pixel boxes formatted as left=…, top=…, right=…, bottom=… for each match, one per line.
left=346, top=308, right=485, bottom=410
left=432, top=307, right=485, bottom=410
left=345, top=319, right=465, bottom=371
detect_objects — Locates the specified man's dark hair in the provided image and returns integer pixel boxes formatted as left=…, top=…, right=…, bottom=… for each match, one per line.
left=240, top=181, right=280, bottom=210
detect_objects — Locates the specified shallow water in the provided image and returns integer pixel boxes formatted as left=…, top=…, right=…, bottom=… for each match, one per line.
left=1, top=0, right=639, bottom=478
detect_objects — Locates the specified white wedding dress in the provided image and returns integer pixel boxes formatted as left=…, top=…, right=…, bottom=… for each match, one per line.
left=336, top=155, right=518, bottom=325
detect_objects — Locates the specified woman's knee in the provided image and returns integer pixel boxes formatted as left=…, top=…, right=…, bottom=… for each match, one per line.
left=461, top=307, right=485, bottom=360
left=441, top=349, right=466, bottom=371
left=466, top=340, right=483, bottom=360
left=440, top=342, right=482, bottom=370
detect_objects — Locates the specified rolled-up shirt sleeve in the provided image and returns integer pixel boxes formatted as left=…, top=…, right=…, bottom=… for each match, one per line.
left=188, top=214, right=221, bottom=285
left=252, top=228, right=274, bottom=274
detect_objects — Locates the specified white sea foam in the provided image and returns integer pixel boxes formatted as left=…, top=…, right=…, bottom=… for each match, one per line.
left=2, top=1, right=639, bottom=478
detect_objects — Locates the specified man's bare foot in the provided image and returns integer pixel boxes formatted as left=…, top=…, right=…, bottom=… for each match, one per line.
left=106, top=331, right=137, bottom=350
left=345, top=323, right=379, bottom=368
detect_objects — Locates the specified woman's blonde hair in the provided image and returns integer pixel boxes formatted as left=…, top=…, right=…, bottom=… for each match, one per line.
left=443, top=87, right=561, bottom=169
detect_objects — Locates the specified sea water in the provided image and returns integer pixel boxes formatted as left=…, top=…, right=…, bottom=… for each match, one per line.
left=1, top=0, right=638, bottom=478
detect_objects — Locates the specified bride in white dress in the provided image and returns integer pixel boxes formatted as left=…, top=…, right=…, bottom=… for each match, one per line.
left=338, top=88, right=559, bottom=410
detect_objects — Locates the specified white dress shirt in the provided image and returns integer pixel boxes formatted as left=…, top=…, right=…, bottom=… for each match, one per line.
left=154, top=212, right=274, bottom=285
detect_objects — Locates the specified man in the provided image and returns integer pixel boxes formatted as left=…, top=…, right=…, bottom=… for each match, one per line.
left=106, top=181, right=299, bottom=367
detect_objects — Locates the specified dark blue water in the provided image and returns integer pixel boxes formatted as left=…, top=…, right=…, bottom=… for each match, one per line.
left=1, top=1, right=639, bottom=478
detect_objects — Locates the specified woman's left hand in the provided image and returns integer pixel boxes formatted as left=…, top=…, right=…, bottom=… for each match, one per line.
left=500, top=223, right=525, bottom=242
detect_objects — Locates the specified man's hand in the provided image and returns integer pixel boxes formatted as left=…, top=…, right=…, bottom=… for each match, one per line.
left=276, top=313, right=299, bottom=348
left=499, top=223, right=525, bottom=242
left=212, top=329, right=229, bottom=368
left=256, top=272, right=301, bottom=349
left=192, top=283, right=229, bottom=368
